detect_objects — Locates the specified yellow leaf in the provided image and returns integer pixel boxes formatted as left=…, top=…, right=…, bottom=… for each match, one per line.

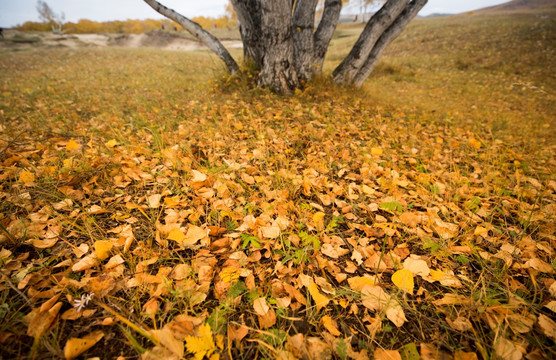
left=105, top=139, right=118, bottom=148
left=321, top=315, right=341, bottom=336
left=66, top=139, right=79, bottom=151
left=308, top=282, right=330, bottom=312
left=474, top=226, right=488, bottom=236
left=64, top=330, right=104, bottom=360
left=469, top=138, right=481, bottom=149
left=94, top=240, right=113, bottom=261
left=220, top=267, right=240, bottom=283
left=185, top=323, right=217, bottom=360
left=430, top=269, right=445, bottom=281
left=392, top=269, right=414, bottom=294
left=167, top=228, right=186, bottom=243
left=19, top=170, right=35, bottom=183
left=63, top=158, right=73, bottom=169
left=313, top=211, right=325, bottom=224
left=371, top=147, right=383, bottom=156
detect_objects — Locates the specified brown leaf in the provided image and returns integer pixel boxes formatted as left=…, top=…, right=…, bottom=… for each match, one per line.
left=538, top=314, right=556, bottom=340
left=228, top=324, right=249, bottom=342
left=257, top=307, right=277, bottom=329
left=361, top=285, right=406, bottom=327
left=27, top=302, right=63, bottom=338
left=494, top=337, right=522, bottom=360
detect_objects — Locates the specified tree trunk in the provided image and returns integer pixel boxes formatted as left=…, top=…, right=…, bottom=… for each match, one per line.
left=353, top=0, right=427, bottom=87
left=293, top=0, right=319, bottom=81
left=143, top=0, right=239, bottom=75
left=313, top=0, right=342, bottom=73
left=257, top=0, right=300, bottom=92
left=333, top=0, right=408, bottom=84
left=144, top=0, right=428, bottom=93
left=231, top=0, right=263, bottom=69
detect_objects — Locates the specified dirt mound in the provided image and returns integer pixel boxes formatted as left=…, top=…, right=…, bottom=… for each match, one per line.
left=0, top=29, right=242, bottom=52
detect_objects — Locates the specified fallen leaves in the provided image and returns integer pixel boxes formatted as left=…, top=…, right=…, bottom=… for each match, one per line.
left=2, top=25, right=555, bottom=359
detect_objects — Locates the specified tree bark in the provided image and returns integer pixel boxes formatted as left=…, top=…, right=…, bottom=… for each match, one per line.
left=293, top=0, right=319, bottom=81
left=143, top=0, right=239, bottom=74
left=353, top=0, right=427, bottom=87
left=231, top=0, right=263, bottom=69
left=257, top=0, right=300, bottom=92
left=313, top=0, right=342, bottom=72
left=333, top=0, right=408, bottom=84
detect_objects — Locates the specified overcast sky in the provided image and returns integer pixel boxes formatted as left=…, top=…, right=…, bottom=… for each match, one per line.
left=0, top=0, right=511, bottom=28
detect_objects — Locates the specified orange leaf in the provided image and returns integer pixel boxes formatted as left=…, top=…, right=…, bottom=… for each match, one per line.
left=66, top=139, right=80, bottom=151
left=64, top=330, right=104, bottom=360
left=19, top=170, right=35, bottom=184
left=321, top=315, right=341, bottom=336
left=94, top=240, right=113, bottom=261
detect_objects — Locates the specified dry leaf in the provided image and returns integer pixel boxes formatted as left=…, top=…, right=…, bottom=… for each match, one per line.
left=27, top=302, right=63, bottom=338
left=72, top=255, right=99, bottom=272
left=94, top=240, right=113, bottom=261
left=374, top=349, right=402, bottom=360
left=261, top=225, right=280, bottom=239
left=185, top=323, right=217, bottom=360
left=191, top=170, right=207, bottom=183
left=307, top=282, right=330, bottom=312
left=320, top=315, right=341, bottom=336
left=347, top=276, right=378, bottom=291
left=151, top=326, right=184, bottom=358
left=147, top=194, right=162, bottom=208
left=19, top=170, right=35, bottom=184
left=66, top=139, right=80, bottom=151
left=494, top=337, right=522, bottom=360
left=183, top=225, right=207, bottom=246
left=403, top=257, right=430, bottom=277
left=538, top=314, right=556, bottom=340
left=391, top=269, right=414, bottom=293
left=105, top=139, right=118, bottom=148
left=253, top=297, right=270, bottom=316
left=64, top=330, right=104, bottom=360
left=167, top=228, right=186, bottom=243
left=361, top=285, right=407, bottom=327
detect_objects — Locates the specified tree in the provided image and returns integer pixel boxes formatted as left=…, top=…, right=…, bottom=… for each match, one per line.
left=36, top=0, right=65, bottom=34
left=143, top=0, right=427, bottom=93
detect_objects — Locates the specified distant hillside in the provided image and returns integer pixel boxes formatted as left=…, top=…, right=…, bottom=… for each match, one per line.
left=479, top=0, right=556, bottom=12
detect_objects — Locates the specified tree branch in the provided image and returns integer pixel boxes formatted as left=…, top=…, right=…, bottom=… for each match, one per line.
left=313, top=0, right=342, bottom=71
left=353, top=0, right=428, bottom=87
left=143, top=0, right=239, bottom=74
left=333, top=0, right=408, bottom=84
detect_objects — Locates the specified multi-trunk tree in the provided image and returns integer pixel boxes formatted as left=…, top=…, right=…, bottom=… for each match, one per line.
left=143, top=0, right=427, bottom=93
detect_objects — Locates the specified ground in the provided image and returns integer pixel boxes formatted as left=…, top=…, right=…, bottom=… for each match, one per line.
left=0, top=5, right=555, bottom=360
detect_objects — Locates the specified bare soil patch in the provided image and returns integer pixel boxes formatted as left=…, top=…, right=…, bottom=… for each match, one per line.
left=0, top=29, right=242, bottom=52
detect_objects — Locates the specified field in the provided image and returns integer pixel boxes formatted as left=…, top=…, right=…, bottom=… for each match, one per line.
left=1, top=6, right=555, bottom=360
